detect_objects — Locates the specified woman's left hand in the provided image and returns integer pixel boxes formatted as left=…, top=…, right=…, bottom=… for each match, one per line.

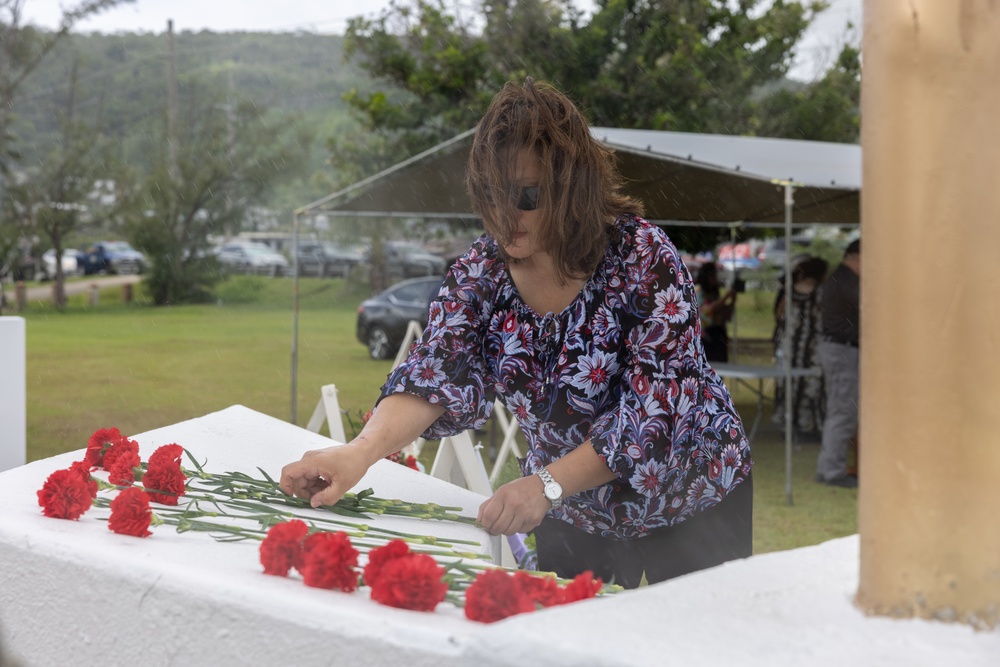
left=477, top=475, right=550, bottom=536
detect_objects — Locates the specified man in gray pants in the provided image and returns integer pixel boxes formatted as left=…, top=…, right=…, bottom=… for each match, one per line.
left=816, top=239, right=861, bottom=488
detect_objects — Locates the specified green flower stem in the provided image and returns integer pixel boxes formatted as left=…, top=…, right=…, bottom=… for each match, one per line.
left=174, top=493, right=486, bottom=553
left=443, top=560, right=491, bottom=576
left=108, top=494, right=492, bottom=562
left=181, top=465, right=478, bottom=525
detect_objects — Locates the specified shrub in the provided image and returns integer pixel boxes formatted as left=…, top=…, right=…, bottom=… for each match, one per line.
left=214, top=276, right=265, bottom=304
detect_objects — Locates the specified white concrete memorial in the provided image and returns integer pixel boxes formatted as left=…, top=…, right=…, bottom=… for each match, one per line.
left=0, top=316, right=27, bottom=473
left=1, top=406, right=996, bottom=666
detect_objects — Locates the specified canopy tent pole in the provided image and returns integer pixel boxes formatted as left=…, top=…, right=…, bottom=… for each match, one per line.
left=782, top=181, right=795, bottom=505
left=727, top=222, right=741, bottom=363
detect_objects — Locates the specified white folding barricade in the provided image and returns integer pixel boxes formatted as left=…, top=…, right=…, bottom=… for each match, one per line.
left=305, top=384, right=348, bottom=443
left=489, top=399, right=523, bottom=486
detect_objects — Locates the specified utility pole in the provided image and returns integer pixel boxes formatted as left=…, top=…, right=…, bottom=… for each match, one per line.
left=223, top=67, right=236, bottom=239
left=166, top=19, right=179, bottom=183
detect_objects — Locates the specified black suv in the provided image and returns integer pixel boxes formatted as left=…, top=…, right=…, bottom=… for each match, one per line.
left=295, top=241, right=362, bottom=278
left=356, top=276, right=443, bottom=359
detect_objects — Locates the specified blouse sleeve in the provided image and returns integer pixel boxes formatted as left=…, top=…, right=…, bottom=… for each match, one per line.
left=377, top=247, right=497, bottom=440
left=588, top=223, right=706, bottom=486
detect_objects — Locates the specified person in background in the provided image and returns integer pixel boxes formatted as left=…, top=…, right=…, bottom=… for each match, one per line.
left=280, top=78, right=753, bottom=588
left=696, top=261, right=737, bottom=363
left=816, top=239, right=861, bottom=487
left=772, top=256, right=829, bottom=440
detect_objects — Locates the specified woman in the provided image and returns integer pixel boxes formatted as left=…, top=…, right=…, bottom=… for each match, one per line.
left=280, top=79, right=752, bottom=588
left=772, top=256, right=828, bottom=439
left=696, top=262, right=737, bottom=363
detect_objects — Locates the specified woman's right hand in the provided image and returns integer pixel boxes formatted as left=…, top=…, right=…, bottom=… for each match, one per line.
left=279, top=393, right=445, bottom=508
left=279, top=442, right=375, bottom=508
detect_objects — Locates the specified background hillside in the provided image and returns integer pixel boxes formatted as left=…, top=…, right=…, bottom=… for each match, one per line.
left=10, top=30, right=367, bottom=208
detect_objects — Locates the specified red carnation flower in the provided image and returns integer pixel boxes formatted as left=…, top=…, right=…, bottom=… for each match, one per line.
left=37, top=467, right=93, bottom=520
left=560, top=571, right=603, bottom=604
left=464, top=569, right=535, bottom=623
left=299, top=531, right=359, bottom=592
left=142, top=443, right=187, bottom=505
left=148, top=443, right=184, bottom=468
left=514, top=571, right=564, bottom=607
left=108, top=445, right=141, bottom=486
left=108, top=487, right=152, bottom=537
left=363, top=539, right=411, bottom=587
left=84, top=427, right=124, bottom=468
left=102, top=436, right=139, bottom=475
left=259, top=520, right=309, bottom=576
left=369, top=553, right=447, bottom=612
left=384, top=451, right=421, bottom=471
left=69, top=460, right=98, bottom=499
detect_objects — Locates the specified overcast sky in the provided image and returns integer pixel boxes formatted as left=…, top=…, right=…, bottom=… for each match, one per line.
left=21, top=0, right=861, bottom=81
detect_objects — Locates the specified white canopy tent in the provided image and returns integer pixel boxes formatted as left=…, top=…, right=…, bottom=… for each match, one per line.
left=296, top=127, right=860, bottom=225
left=291, top=127, right=861, bottom=504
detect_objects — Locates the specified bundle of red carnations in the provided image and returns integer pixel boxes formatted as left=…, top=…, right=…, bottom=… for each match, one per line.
left=36, top=426, right=613, bottom=623
left=36, top=427, right=186, bottom=536
left=258, top=520, right=604, bottom=622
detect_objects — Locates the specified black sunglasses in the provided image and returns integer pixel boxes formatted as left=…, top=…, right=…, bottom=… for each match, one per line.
left=516, top=186, right=540, bottom=211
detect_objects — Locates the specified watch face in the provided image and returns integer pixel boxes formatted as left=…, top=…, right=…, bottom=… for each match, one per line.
left=544, top=482, right=562, bottom=501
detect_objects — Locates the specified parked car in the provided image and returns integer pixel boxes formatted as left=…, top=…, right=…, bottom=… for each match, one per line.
left=294, top=241, right=362, bottom=278
left=5, top=251, right=37, bottom=282
left=756, top=235, right=812, bottom=270
left=79, top=241, right=146, bottom=275
left=215, top=241, right=289, bottom=276
left=40, top=249, right=82, bottom=281
left=356, top=276, right=443, bottom=360
left=365, top=241, right=447, bottom=279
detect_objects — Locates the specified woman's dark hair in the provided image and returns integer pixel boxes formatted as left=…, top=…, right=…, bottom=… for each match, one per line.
left=696, top=262, right=721, bottom=296
left=466, top=78, right=643, bottom=283
left=793, top=256, right=829, bottom=283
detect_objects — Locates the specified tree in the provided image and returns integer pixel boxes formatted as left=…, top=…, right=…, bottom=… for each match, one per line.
left=339, top=0, right=827, bottom=162
left=0, top=0, right=130, bottom=167
left=128, top=80, right=310, bottom=305
left=332, top=0, right=833, bottom=258
left=573, top=0, right=824, bottom=133
left=11, top=57, right=125, bottom=307
left=754, top=43, right=860, bottom=143
left=336, top=0, right=493, bottom=186
left=0, top=0, right=132, bottom=310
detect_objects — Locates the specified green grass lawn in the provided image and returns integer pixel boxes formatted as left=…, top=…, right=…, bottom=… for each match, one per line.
left=15, top=277, right=856, bottom=555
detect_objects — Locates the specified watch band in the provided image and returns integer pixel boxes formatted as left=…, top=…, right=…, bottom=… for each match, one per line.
left=536, top=467, right=563, bottom=509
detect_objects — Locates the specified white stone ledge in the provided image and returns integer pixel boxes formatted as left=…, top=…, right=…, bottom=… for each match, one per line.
left=1, top=406, right=996, bottom=666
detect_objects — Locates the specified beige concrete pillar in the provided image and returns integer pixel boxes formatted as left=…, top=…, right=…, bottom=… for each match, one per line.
left=858, top=1, right=1000, bottom=629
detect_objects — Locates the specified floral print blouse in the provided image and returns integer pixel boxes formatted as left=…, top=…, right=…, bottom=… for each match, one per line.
left=379, top=215, right=751, bottom=540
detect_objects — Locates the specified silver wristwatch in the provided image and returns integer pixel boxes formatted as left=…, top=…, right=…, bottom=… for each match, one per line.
left=536, top=467, right=563, bottom=509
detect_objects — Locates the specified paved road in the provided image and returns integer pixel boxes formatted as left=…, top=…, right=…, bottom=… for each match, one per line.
left=21, top=274, right=142, bottom=303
